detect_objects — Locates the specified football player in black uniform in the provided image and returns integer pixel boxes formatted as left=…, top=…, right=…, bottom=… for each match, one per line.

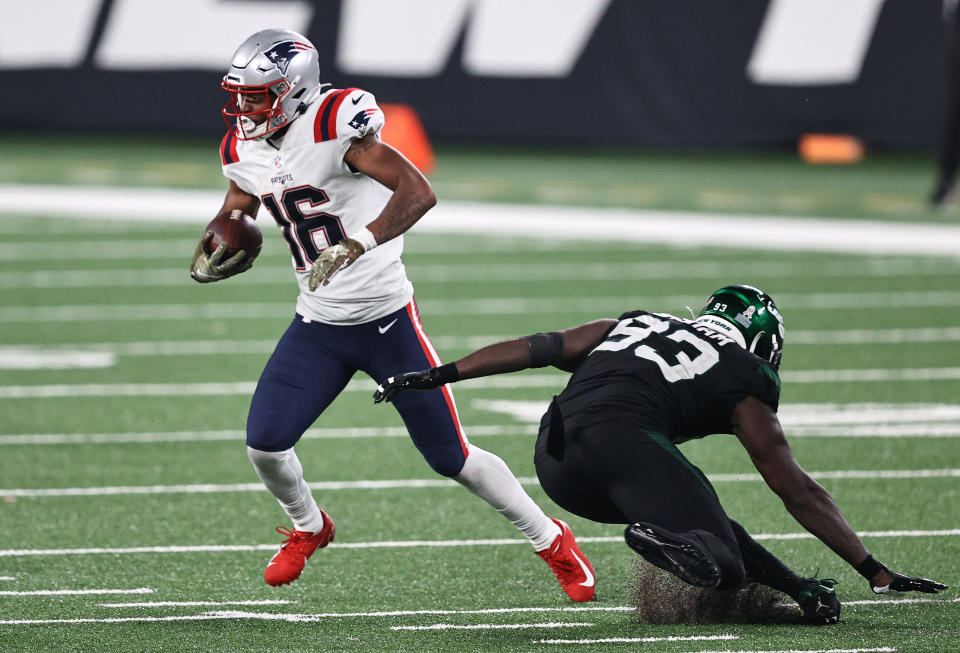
left=374, top=285, right=947, bottom=624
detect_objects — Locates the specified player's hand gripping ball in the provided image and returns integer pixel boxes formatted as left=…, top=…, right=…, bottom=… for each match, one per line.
left=190, top=210, right=262, bottom=283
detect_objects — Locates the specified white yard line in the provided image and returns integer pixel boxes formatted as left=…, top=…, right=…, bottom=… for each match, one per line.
left=0, top=425, right=530, bottom=446
left=97, top=600, right=293, bottom=607
left=845, top=597, right=960, bottom=606
left=4, top=327, right=960, bottom=363
left=1, top=600, right=954, bottom=627
left=477, top=399, right=960, bottom=431
left=3, top=366, right=960, bottom=399
left=681, top=648, right=894, bottom=653
left=0, top=425, right=531, bottom=446
left=2, top=470, right=957, bottom=498
left=787, top=424, right=960, bottom=437
left=0, top=613, right=284, bottom=626
left=536, top=635, right=739, bottom=645
left=6, top=291, right=960, bottom=325
left=0, top=607, right=627, bottom=627
left=1, top=259, right=957, bottom=287
left=3, top=403, right=960, bottom=445
left=391, top=622, right=594, bottom=631
left=0, top=350, right=116, bottom=370
left=1, top=530, right=957, bottom=558
left=2, top=424, right=956, bottom=447
left=3, top=183, right=960, bottom=256
left=0, top=587, right=152, bottom=596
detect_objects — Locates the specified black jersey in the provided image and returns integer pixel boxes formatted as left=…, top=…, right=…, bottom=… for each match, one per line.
left=556, top=310, right=781, bottom=443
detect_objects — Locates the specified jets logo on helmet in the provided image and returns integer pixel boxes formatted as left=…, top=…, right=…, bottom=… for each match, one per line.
left=695, top=284, right=785, bottom=368
left=221, top=29, right=323, bottom=141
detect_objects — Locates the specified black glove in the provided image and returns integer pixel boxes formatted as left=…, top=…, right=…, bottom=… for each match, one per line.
left=373, top=363, right=459, bottom=404
left=873, top=572, right=948, bottom=595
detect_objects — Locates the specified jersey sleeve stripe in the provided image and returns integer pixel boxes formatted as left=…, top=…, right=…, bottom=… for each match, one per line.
left=313, top=87, right=360, bottom=143
left=220, top=130, right=238, bottom=165
left=313, top=89, right=339, bottom=142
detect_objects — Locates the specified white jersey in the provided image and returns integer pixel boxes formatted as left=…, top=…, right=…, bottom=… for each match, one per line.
left=220, top=87, right=413, bottom=325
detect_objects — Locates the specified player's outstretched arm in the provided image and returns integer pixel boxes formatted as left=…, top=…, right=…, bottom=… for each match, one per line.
left=309, top=134, right=435, bottom=290
left=732, top=396, right=949, bottom=596
left=190, top=182, right=261, bottom=283
left=373, top=320, right=615, bottom=403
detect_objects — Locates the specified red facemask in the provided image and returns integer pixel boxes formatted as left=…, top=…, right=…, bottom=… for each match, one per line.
left=221, top=78, right=289, bottom=140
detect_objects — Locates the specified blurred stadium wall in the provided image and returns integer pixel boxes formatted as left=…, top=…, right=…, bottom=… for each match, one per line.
left=0, top=0, right=945, bottom=146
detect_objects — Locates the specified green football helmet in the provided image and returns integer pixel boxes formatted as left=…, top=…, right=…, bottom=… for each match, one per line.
left=696, top=284, right=785, bottom=368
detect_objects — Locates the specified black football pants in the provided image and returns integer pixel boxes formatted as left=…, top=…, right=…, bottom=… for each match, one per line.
left=534, top=412, right=747, bottom=589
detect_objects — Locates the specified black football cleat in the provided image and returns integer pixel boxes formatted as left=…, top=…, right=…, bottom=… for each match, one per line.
left=796, top=577, right=841, bottom=625
left=625, top=522, right=722, bottom=589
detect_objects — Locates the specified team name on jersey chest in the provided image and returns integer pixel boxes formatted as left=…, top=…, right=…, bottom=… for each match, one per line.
left=270, top=152, right=294, bottom=186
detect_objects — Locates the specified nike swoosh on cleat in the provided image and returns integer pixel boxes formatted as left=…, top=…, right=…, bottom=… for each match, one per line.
left=378, top=318, right=398, bottom=334
left=351, top=94, right=365, bottom=105
left=571, top=550, right=595, bottom=587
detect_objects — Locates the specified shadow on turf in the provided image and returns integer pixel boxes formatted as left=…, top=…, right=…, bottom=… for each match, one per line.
left=628, top=559, right=805, bottom=625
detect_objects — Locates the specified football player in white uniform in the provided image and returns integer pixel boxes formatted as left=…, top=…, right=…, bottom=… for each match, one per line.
left=189, top=29, right=595, bottom=601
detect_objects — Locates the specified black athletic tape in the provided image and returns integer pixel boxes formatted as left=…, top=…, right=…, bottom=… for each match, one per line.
left=430, top=362, right=460, bottom=385
left=527, top=332, right=564, bottom=368
left=855, top=554, right=885, bottom=580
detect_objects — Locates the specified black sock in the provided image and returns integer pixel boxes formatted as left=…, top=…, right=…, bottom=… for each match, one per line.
left=729, top=520, right=807, bottom=599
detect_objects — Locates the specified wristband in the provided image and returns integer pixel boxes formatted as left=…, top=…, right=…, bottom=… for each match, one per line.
left=431, top=362, right=460, bottom=385
left=855, top=554, right=885, bottom=580
left=349, top=227, right=378, bottom=252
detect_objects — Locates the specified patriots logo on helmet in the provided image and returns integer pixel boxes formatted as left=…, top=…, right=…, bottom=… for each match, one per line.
left=260, top=40, right=314, bottom=76
left=348, top=108, right=378, bottom=131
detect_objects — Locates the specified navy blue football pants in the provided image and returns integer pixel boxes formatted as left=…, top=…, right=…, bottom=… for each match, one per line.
left=246, top=300, right=469, bottom=477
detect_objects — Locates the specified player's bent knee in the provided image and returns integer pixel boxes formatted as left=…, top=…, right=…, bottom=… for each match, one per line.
left=416, top=440, right=467, bottom=477
left=246, top=414, right=301, bottom=452
left=423, top=450, right=466, bottom=477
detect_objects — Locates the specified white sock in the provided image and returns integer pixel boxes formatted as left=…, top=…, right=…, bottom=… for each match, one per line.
left=247, top=446, right=325, bottom=533
left=453, top=444, right=561, bottom=551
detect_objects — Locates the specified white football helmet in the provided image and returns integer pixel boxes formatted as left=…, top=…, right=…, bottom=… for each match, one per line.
left=222, top=29, right=322, bottom=140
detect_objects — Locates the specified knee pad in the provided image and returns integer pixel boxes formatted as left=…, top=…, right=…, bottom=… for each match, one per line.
left=247, top=445, right=288, bottom=472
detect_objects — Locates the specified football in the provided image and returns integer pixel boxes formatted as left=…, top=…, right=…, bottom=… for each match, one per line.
left=203, top=209, right=263, bottom=261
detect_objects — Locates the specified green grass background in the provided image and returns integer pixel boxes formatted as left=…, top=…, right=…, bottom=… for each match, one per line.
left=0, top=134, right=957, bottom=651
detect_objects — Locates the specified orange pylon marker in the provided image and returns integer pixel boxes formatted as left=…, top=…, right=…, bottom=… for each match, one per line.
left=380, top=103, right=436, bottom=175
left=798, top=133, right=864, bottom=164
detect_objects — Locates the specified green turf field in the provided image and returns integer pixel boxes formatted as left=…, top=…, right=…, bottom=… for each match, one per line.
left=0, top=136, right=958, bottom=652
